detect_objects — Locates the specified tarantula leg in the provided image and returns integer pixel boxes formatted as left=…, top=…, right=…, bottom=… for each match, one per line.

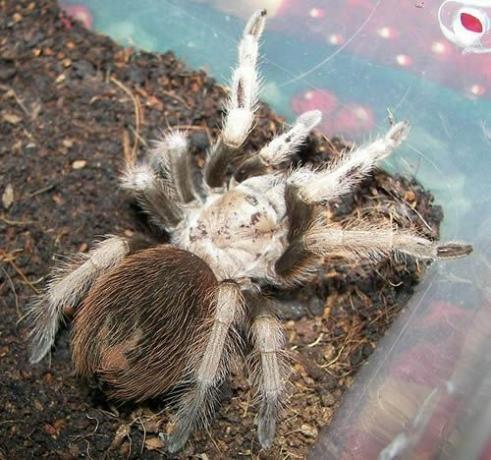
left=274, top=184, right=319, bottom=285
left=303, top=218, right=473, bottom=261
left=288, top=121, right=410, bottom=203
left=204, top=10, right=266, bottom=188
left=204, top=137, right=240, bottom=188
left=28, top=236, right=131, bottom=364
left=276, top=217, right=472, bottom=285
left=167, top=281, right=245, bottom=453
left=276, top=176, right=472, bottom=285
left=120, top=163, right=183, bottom=229
left=234, top=110, right=322, bottom=182
left=149, top=130, right=197, bottom=203
left=246, top=294, right=289, bottom=449
left=274, top=238, right=319, bottom=285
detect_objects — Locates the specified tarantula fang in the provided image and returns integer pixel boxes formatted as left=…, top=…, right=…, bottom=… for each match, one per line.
left=28, top=9, right=472, bottom=453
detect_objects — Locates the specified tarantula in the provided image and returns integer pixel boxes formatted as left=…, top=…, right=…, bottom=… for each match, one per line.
left=28, top=9, right=472, bottom=453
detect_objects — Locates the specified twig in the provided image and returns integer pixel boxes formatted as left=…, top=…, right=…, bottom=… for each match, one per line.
left=110, top=76, right=143, bottom=161
left=161, top=90, right=191, bottom=110
left=9, top=259, right=39, bottom=294
left=320, top=344, right=347, bottom=369
left=0, top=85, right=31, bottom=117
left=122, top=130, right=133, bottom=167
left=27, top=183, right=56, bottom=198
left=135, top=418, right=147, bottom=454
left=0, top=215, right=34, bottom=226
left=129, top=124, right=147, bottom=147
left=86, top=413, right=100, bottom=435
left=1, top=267, right=20, bottom=318
left=306, top=332, right=324, bottom=348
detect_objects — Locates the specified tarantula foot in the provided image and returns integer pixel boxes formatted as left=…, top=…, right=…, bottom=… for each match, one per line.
left=166, top=429, right=190, bottom=454
left=245, top=8, right=267, bottom=37
left=436, top=242, right=473, bottom=258
left=29, top=334, right=52, bottom=365
left=158, top=431, right=182, bottom=454
left=257, top=416, right=276, bottom=449
left=386, top=120, right=410, bottom=145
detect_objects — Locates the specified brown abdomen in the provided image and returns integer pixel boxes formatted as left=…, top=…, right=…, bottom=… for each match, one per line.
left=72, top=245, right=217, bottom=401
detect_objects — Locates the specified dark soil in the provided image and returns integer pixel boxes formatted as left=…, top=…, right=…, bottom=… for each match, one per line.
left=0, top=1, right=443, bottom=459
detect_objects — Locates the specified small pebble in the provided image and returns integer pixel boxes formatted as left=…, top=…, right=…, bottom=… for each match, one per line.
left=404, top=190, right=416, bottom=202
left=2, top=183, right=14, bottom=209
left=300, top=423, right=318, bottom=438
left=72, top=160, right=87, bottom=170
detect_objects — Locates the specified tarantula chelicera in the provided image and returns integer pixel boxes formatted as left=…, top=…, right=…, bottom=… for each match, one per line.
left=29, top=9, right=472, bottom=453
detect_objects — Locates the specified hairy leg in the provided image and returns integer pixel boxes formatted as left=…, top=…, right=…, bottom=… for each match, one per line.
left=149, top=130, right=198, bottom=203
left=28, top=235, right=139, bottom=363
left=234, top=110, right=322, bottom=182
left=275, top=214, right=472, bottom=285
left=303, top=217, right=473, bottom=260
left=288, top=121, right=410, bottom=203
left=204, top=10, right=266, bottom=188
left=272, top=122, right=470, bottom=285
left=120, top=162, right=183, bottom=230
left=167, top=281, right=245, bottom=453
left=246, top=293, right=289, bottom=448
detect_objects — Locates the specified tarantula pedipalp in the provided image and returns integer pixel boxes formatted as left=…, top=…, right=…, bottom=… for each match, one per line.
left=28, top=9, right=472, bottom=453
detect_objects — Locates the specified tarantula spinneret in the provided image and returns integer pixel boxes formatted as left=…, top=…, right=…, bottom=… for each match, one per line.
left=28, top=9, right=472, bottom=453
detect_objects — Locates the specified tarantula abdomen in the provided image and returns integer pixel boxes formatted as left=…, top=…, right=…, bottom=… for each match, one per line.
left=72, top=245, right=219, bottom=402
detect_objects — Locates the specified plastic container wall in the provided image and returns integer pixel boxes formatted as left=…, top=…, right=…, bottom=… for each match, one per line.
left=60, top=1, right=491, bottom=458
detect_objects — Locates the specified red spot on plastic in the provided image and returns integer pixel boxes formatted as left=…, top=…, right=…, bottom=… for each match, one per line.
left=291, top=89, right=338, bottom=115
left=60, top=3, right=93, bottom=30
left=460, top=12, right=484, bottom=33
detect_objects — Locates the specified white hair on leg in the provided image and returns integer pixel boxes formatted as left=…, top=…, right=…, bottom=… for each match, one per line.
left=204, top=10, right=266, bottom=188
left=120, top=163, right=183, bottom=229
left=223, top=10, right=266, bottom=148
left=258, top=110, right=322, bottom=166
left=167, top=282, right=245, bottom=453
left=288, top=121, right=410, bottom=203
left=303, top=217, right=472, bottom=261
left=120, top=163, right=156, bottom=192
left=222, top=10, right=266, bottom=147
left=149, top=130, right=197, bottom=203
left=247, top=301, right=289, bottom=449
left=149, top=130, right=188, bottom=175
left=28, top=236, right=129, bottom=364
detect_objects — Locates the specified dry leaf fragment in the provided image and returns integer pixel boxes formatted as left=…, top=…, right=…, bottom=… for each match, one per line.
left=2, top=113, right=22, bottom=125
left=144, top=436, right=165, bottom=451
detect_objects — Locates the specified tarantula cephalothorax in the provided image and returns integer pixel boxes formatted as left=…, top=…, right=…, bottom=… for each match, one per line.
left=29, top=10, right=472, bottom=452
